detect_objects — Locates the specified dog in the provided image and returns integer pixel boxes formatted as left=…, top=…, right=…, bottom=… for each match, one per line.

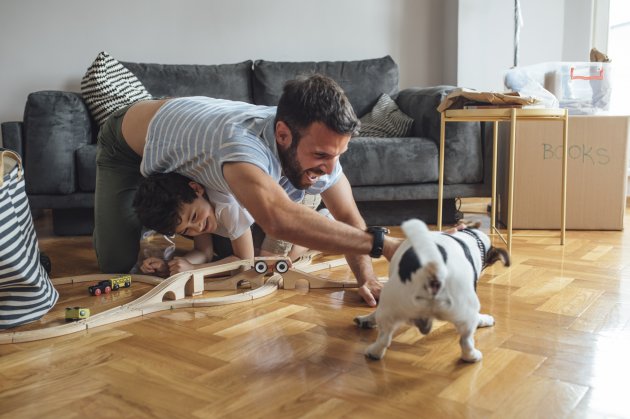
left=354, top=219, right=510, bottom=362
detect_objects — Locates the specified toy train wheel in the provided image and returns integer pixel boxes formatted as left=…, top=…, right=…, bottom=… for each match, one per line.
left=254, top=260, right=268, bottom=274
left=113, top=284, right=120, bottom=291
left=125, top=281, right=131, bottom=287
left=104, top=286, right=112, bottom=294
left=93, top=288, right=101, bottom=296
left=275, top=261, right=289, bottom=273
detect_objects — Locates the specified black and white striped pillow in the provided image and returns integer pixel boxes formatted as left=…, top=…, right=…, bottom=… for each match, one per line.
left=358, top=93, right=414, bottom=138
left=80, top=51, right=152, bottom=126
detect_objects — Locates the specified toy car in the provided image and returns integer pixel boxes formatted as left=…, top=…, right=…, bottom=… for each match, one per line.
left=65, top=307, right=90, bottom=321
left=88, top=280, right=112, bottom=296
left=110, top=274, right=132, bottom=290
left=253, top=257, right=290, bottom=274
left=88, top=275, right=132, bottom=296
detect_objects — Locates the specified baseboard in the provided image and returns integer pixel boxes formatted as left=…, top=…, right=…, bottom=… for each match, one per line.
left=356, top=199, right=461, bottom=227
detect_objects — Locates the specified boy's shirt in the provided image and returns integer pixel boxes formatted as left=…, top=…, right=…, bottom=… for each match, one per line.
left=140, top=97, right=342, bottom=205
left=206, top=188, right=253, bottom=240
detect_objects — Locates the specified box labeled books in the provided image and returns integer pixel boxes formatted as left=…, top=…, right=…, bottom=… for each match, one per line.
left=497, top=115, right=629, bottom=230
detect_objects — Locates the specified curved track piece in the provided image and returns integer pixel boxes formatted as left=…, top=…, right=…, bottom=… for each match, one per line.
left=1, top=256, right=355, bottom=344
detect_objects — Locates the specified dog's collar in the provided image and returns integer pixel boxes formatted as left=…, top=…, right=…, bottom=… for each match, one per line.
left=460, top=228, right=487, bottom=267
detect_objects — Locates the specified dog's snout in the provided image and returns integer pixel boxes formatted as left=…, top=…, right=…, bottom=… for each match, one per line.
left=429, top=279, right=441, bottom=294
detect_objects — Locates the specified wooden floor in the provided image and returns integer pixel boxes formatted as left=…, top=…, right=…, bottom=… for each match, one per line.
left=1, top=199, right=629, bottom=418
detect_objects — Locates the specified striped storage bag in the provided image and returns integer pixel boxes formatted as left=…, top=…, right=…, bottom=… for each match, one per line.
left=0, top=149, right=58, bottom=329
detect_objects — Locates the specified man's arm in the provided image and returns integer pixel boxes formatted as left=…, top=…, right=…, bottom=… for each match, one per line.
left=223, top=162, right=401, bottom=305
left=224, top=162, right=379, bottom=254
left=319, top=174, right=387, bottom=306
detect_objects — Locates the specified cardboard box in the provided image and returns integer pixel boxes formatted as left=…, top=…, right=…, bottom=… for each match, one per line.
left=497, top=115, right=629, bottom=230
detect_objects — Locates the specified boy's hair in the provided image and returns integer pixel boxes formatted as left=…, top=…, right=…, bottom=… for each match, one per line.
left=275, top=74, right=360, bottom=144
left=133, top=172, right=197, bottom=236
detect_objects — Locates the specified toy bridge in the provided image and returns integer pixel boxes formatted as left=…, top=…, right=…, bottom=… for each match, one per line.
left=0, top=255, right=354, bottom=344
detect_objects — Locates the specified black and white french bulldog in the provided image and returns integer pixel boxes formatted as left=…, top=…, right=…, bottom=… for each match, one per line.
left=354, top=219, right=510, bottom=362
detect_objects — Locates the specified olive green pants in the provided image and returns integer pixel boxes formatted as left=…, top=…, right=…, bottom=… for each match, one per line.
left=93, top=106, right=144, bottom=273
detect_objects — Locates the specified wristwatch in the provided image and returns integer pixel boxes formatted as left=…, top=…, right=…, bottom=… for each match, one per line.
left=366, top=226, right=390, bottom=258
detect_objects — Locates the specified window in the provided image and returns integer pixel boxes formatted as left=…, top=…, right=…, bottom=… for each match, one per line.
left=608, top=0, right=630, bottom=113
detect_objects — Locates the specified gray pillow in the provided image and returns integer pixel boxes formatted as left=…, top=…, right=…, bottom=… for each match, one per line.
left=359, top=93, right=414, bottom=138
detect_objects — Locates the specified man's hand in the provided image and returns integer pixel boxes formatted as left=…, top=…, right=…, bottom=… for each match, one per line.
left=168, top=257, right=195, bottom=275
left=358, top=277, right=383, bottom=307
left=140, top=257, right=169, bottom=277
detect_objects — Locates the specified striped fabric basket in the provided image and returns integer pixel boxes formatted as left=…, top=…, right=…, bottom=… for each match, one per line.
left=0, top=149, right=58, bottom=329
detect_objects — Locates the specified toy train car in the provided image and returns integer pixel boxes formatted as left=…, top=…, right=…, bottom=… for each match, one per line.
left=88, top=274, right=132, bottom=296
left=253, top=257, right=290, bottom=274
left=65, top=307, right=90, bottom=321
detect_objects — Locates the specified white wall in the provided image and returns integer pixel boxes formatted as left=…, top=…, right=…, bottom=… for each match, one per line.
left=0, top=1, right=606, bottom=143
left=0, top=0, right=448, bottom=143
left=454, top=0, right=597, bottom=91
left=456, top=0, right=514, bottom=91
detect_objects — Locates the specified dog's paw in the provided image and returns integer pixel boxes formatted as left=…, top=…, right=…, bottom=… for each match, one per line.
left=354, top=315, right=377, bottom=329
left=365, top=344, right=386, bottom=360
left=478, top=314, right=495, bottom=328
left=461, top=348, right=483, bottom=363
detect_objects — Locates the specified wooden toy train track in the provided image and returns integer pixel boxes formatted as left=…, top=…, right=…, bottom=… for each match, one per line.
left=0, top=255, right=353, bottom=344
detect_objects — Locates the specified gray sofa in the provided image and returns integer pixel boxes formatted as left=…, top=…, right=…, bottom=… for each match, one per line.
left=1, top=55, right=492, bottom=235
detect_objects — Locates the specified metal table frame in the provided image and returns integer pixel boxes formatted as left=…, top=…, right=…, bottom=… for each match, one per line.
left=437, top=108, right=569, bottom=252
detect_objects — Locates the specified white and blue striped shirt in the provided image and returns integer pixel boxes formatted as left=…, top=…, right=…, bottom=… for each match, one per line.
left=141, top=97, right=342, bottom=204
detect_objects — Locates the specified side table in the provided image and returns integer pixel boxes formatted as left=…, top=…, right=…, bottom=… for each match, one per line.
left=437, top=108, right=569, bottom=252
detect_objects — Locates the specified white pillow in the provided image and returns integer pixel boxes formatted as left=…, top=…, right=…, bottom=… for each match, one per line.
left=359, top=93, right=414, bottom=138
left=80, top=51, right=152, bottom=126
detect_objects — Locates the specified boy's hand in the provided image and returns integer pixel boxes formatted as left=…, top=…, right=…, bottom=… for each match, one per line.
left=168, top=257, right=194, bottom=275
left=141, top=257, right=168, bottom=276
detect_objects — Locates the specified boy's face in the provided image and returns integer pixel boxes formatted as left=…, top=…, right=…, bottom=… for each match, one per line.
left=175, top=183, right=217, bottom=237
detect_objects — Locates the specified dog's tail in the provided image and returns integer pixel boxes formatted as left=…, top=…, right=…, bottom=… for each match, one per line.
left=401, top=219, right=447, bottom=278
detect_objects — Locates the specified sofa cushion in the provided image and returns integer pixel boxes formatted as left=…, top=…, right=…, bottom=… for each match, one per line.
left=81, top=51, right=153, bottom=126
left=252, top=56, right=399, bottom=117
left=396, top=87, right=483, bottom=184
left=23, top=91, right=93, bottom=195
left=359, top=93, right=414, bottom=137
left=340, top=136, right=437, bottom=186
left=121, top=60, right=254, bottom=103
left=76, top=144, right=97, bottom=192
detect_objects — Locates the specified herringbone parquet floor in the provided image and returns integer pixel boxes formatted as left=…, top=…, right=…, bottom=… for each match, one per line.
left=1, top=200, right=629, bottom=418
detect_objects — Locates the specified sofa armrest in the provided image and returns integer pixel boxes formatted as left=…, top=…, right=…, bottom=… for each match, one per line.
left=23, top=91, right=94, bottom=195
left=396, top=86, right=484, bottom=185
left=1, top=122, right=24, bottom=156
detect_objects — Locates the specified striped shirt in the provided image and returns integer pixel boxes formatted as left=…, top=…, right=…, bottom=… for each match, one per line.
left=141, top=97, right=342, bottom=203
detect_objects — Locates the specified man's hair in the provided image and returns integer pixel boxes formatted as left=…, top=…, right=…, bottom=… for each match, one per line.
left=132, top=172, right=197, bottom=236
left=275, top=74, right=360, bottom=143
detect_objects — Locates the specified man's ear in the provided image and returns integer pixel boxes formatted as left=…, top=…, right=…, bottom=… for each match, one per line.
left=275, top=121, right=293, bottom=149
left=188, top=181, right=204, bottom=197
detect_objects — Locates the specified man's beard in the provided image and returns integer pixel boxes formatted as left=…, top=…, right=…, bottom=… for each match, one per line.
left=278, top=144, right=310, bottom=189
left=278, top=142, right=310, bottom=189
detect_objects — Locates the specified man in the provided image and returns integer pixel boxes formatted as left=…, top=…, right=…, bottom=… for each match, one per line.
left=94, top=74, right=401, bottom=306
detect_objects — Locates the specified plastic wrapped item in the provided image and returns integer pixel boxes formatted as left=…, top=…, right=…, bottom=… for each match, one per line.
left=505, top=62, right=612, bottom=115
left=504, top=68, right=559, bottom=109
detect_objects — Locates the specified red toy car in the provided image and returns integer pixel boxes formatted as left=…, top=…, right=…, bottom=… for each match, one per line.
left=88, top=280, right=112, bottom=296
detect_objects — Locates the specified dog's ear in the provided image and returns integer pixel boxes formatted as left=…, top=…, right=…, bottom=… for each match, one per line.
left=486, top=247, right=511, bottom=267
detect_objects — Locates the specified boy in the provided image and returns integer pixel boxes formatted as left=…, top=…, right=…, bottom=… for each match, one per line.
left=133, top=172, right=324, bottom=277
